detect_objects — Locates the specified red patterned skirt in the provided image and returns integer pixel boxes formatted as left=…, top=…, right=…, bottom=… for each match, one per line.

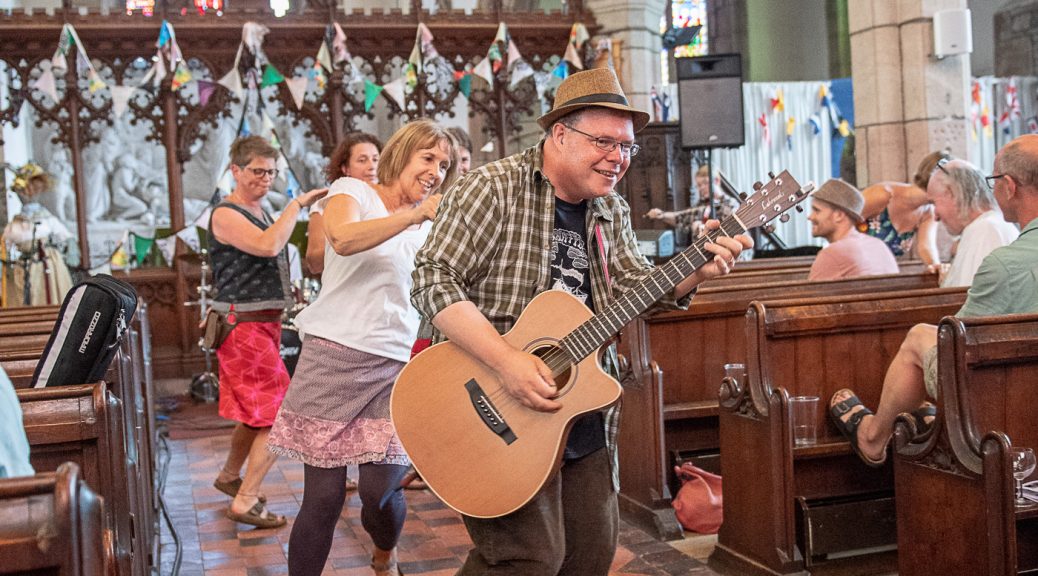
left=216, top=320, right=290, bottom=428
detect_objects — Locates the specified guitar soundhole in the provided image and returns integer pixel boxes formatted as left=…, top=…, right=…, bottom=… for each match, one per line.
left=531, top=344, right=574, bottom=395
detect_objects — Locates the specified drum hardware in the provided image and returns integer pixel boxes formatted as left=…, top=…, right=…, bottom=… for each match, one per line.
left=185, top=249, right=219, bottom=403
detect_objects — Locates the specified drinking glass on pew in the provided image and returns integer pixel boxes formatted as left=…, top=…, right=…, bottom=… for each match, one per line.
left=791, top=396, right=820, bottom=446
left=1011, top=447, right=1036, bottom=507
left=723, top=363, right=746, bottom=391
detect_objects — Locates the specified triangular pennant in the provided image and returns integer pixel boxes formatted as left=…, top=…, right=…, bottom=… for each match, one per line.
left=563, top=42, right=583, bottom=70
left=57, top=23, right=76, bottom=56
left=472, top=56, right=494, bottom=87
left=551, top=60, right=568, bottom=80
left=260, top=64, right=285, bottom=87
left=364, top=79, right=383, bottom=112
left=510, top=59, right=534, bottom=88
left=459, top=73, right=472, bottom=98
left=569, top=23, right=589, bottom=48
left=196, top=80, right=217, bottom=107
left=286, top=76, right=307, bottom=110
left=134, top=234, right=155, bottom=266
left=171, top=63, right=192, bottom=90
left=158, top=20, right=172, bottom=47
left=494, top=22, right=508, bottom=45
left=480, top=140, right=494, bottom=153
left=418, top=22, right=437, bottom=58
left=310, top=62, right=328, bottom=91
left=110, top=85, right=136, bottom=118
left=155, top=236, right=176, bottom=266
left=110, top=231, right=131, bottom=268
left=218, top=67, right=243, bottom=98
left=332, top=22, right=350, bottom=65
left=175, top=226, right=201, bottom=253
left=487, top=43, right=503, bottom=73
left=31, top=69, right=59, bottom=103
left=507, top=39, right=523, bottom=67
left=381, top=77, right=407, bottom=111
left=87, top=68, right=107, bottom=93
left=50, top=51, right=67, bottom=74
left=316, top=42, right=332, bottom=72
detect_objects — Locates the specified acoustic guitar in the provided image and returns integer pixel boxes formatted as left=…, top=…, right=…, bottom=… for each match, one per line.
left=392, top=170, right=811, bottom=518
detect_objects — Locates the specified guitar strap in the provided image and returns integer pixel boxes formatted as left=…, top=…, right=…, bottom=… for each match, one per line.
left=593, top=223, right=612, bottom=300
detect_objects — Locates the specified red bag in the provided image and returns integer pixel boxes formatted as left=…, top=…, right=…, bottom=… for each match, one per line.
left=671, top=463, right=723, bottom=534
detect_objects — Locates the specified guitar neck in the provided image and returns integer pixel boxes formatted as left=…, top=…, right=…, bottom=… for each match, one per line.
left=559, top=214, right=748, bottom=363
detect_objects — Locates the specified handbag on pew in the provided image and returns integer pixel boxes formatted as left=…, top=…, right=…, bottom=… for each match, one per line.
left=671, top=462, right=723, bottom=534
left=31, top=274, right=138, bottom=388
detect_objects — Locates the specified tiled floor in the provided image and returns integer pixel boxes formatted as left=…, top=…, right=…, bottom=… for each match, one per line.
left=157, top=429, right=722, bottom=576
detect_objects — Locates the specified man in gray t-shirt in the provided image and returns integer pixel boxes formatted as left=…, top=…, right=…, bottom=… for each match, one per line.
left=829, top=134, right=1038, bottom=467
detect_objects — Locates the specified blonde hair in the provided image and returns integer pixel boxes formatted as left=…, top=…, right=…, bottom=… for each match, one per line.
left=377, top=119, right=454, bottom=186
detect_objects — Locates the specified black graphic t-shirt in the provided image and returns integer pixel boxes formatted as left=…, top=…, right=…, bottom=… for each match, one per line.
left=551, top=197, right=606, bottom=461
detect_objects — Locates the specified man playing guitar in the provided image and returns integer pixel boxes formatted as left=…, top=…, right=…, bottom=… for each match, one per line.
left=410, top=67, right=752, bottom=575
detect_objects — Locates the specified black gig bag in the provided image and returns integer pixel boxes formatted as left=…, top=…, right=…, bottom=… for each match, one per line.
left=32, top=274, right=139, bottom=388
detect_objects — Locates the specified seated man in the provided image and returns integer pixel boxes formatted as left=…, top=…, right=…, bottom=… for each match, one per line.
left=807, top=179, right=899, bottom=281
left=927, top=158, right=1019, bottom=287
left=830, top=135, right=1038, bottom=466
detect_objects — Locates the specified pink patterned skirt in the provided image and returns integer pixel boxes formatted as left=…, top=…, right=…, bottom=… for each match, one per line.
left=216, top=320, right=290, bottom=428
left=267, top=336, right=410, bottom=468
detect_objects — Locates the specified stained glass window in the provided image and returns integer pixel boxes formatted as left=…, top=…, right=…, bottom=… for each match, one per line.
left=660, top=0, right=708, bottom=85
left=126, top=0, right=155, bottom=16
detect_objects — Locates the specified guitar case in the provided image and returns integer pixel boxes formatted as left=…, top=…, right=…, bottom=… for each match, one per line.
left=31, top=274, right=139, bottom=388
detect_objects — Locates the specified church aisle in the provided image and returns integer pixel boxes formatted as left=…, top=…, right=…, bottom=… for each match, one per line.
left=157, top=427, right=721, bottom=575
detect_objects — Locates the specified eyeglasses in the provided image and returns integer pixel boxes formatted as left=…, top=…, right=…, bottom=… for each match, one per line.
left=985, top=173, right=1010, bottom=188
left=562, top=124, right=641, bottom=158
left=240, top=166, right=279, bottom=179
left=935, top=156, right=951, bottom=176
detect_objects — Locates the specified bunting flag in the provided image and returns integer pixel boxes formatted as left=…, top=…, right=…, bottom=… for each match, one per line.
left=381, top=77, right=407, bottom=111
left=332, top=22, right=350, bottom=66
left=569, top=22, right=589, bottom=49
left=171, top=63, right=193, bottom=91
left=480, top=140, right=494, bottom=153
left=218, top=44, right=244, bottom=98
left=785, top=117, right=796, bottom=150
left=472, top=56, right=494, bottom=87
left=818, top=84, right=830, bottom=108
left=316, top=42, right=333, bottom=72
left=309, top=62, right=327, bottom=91
left=770, top=88, right=784, bottom=112
left=563, top=42, right=583, bottom=71
left=364, top=79, right=383, bottom=112
left=196, top=80, right=217, bottom=107
left=89, top=263, right=113, bottom=276
left=110, top=231, right=131, bottom=268
left=998, top=111, right=1012, bottom=135
left=286, top=76, right=307, bottom=110
left=155, top=236, right=177, bottom=266
left=110, top=85, right=136, bottom=118
left=837, top=118, right=851, bottom=137
left=454, top=70, right=472, bottom=98
left=133, top=234, right=155, bottom=266
left=494, top=22, right=508, bottom=46
left=551, top=60, right=568, bottom=80
left=487, top=42, right=503, bottom=74
left=260, top=64, right=285, bottom=87
left=87, top=68, right=107, bottom=93
left=510, top=58, right=534, bottom=88
left=175, top=225, right=201, bottom=253
left=1006, top=83, right=1021, bottom=119
left=758, top=113, right=769, bottom=144
left=808, top=114, right=821, bottom=136
left=31, top=69, right=59, bottom=102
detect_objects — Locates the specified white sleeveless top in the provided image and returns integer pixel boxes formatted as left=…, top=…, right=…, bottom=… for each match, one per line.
left=294, top=177, right=431, bottom=362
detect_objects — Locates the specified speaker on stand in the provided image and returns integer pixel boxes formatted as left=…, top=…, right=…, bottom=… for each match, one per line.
left=676, top=54, right=750, bottom=246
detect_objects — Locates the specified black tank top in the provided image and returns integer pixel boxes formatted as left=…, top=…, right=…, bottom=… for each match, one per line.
left=207, top=202, right=292, bottom=311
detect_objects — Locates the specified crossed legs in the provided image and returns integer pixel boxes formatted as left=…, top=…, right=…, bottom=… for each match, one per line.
left=833, top=323, right=937, bottom=462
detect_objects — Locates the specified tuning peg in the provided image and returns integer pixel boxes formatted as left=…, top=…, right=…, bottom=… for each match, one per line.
left=752, top=181, right=763, bottom=191
left=779, top=214, right=790, bottom=223
left=764, top=224, right=776, bottom=234
left=795, top=205, right=804, bottom=213
left=739, top=192, right=748, bottom=200
left=768, top=171, right=776, bottom=180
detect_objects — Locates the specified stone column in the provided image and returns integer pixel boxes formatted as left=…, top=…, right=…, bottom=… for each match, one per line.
left=849, top=0, right=970, bottom=186
left=585, top=0, right=666, bottom=115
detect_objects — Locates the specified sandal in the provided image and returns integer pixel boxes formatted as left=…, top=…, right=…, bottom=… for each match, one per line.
left=829, top=389, right=887, bottom=468
left=907, top=402, right=937, bottom=438
left=345, top=477, right=358, bottom=491
left=226, top=501, right=286, bottom=529
left=213, top=477, right=266, bottom=503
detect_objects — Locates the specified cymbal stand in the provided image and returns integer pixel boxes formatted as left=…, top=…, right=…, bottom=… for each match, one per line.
left=186, top=249, right=219, bottom=403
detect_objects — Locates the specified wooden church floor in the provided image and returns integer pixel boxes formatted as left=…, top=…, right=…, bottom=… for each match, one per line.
left=156, top=396, right=894, bottom=576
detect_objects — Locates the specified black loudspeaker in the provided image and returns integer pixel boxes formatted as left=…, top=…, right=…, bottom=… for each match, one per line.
left=676, top=54, right=744, bottom=149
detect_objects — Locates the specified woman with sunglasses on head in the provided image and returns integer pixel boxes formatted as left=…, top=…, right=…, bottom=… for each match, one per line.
left=208, top=135, right=328, bottom=529
left=268, top=120, right=453, bottom=576
left=859, top=150, right=950, bottom=266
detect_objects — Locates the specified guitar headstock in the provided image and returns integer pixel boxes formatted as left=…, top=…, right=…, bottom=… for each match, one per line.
left=734, top=170, right=813, bottom=232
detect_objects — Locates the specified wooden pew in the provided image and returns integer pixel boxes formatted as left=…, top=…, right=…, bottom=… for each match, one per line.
left=893, top=314, right=1038, bottom=576
left=616, top=271, right=940, bottom=539
left=0, top=462, right=112, bottom=576
left=728, top=255, right=816, bottom=272
left=708, top=288, right=967, bottom=576
left=17, top=382, right=133, bottom=576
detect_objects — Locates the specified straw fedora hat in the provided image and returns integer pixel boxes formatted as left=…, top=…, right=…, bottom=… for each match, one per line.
left=537, top=68, right=650, bottom=132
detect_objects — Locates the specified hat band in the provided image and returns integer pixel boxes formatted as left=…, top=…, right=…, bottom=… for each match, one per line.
left=558, top=92, right=630, bottom=108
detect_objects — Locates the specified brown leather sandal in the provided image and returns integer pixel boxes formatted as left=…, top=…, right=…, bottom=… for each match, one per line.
left=225, top=501, right=286, bottom=529
left=213, top=477, right=266, bottom=503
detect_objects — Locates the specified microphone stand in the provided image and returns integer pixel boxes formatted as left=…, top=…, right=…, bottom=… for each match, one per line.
left=188, top=249, right=219, bottom=403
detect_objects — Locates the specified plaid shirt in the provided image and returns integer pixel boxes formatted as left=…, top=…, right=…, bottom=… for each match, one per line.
left=411, top=142, right=691, bottom=490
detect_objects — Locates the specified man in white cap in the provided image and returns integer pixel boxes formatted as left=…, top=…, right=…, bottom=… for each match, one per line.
left=412, top=67, right=752, bottom=574
left=807, top=179, right=898, bottom=281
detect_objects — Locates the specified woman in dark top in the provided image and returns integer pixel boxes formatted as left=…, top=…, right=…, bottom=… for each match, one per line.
left=208, top=135, right=326, bottom=529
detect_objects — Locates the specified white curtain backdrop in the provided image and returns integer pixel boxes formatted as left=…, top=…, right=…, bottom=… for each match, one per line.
left=708, top=81, right=835, bottom=248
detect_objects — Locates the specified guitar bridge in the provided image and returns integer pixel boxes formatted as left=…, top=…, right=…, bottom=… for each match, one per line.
left=465, top=379, right=517, bottom=445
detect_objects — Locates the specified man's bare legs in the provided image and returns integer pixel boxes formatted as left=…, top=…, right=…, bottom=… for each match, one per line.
left=230, top=427, right=280, bottom=516
left=832, top=324, right=938, bottom=462
left=217, top=423, right=258, bottom=485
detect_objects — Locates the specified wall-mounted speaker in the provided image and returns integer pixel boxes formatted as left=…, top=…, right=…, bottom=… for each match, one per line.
left=933, top=9, right=973, bottom=59
left=676, top=53, right=744, bottom=149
